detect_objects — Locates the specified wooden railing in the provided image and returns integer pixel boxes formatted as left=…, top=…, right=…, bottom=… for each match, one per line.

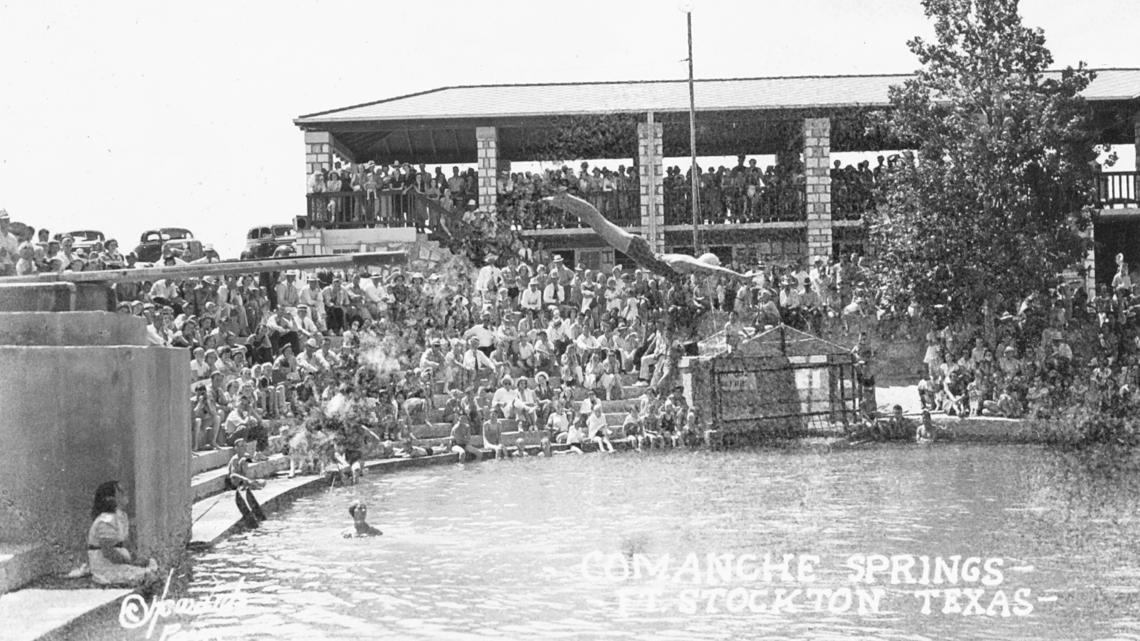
left=305, top=189, right=469, bottom=234
left=1096, top=171, right=1139, bottom=208
left=664, top=183, right=806, bottom=225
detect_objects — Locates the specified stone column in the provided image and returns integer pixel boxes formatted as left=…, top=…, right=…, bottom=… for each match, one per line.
left=304, top=131, right=336, bottom=175
left=803, top=117, right=833, bottom=262
left=638, top=115, right=665, bottom=253
left=476, top=126, right=499, bottom=212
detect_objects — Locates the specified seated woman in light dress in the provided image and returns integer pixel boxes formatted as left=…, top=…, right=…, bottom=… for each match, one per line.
left=87, top=480, right=158, bottom=587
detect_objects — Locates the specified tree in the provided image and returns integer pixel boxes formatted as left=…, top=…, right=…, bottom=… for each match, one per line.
left=868, top=0, right=1099, bottom=325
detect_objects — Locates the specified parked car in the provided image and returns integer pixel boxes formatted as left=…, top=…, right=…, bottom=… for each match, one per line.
left=57, top=230, right=106, bottom=252
left=162, top=238, right=205, bottom=263
left=245, top=224, right=296, bottom=259
left=133, top=228, right=193, bottom=263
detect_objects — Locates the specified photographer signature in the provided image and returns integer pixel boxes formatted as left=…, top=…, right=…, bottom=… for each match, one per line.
left=118, top=570, right=247, bottom=639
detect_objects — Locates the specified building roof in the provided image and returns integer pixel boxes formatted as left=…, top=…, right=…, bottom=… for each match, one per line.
left=296, top=69, right=1140, bottom=125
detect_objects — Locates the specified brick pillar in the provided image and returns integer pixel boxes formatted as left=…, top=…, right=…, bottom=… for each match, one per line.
left=476, top=126, right=498, bottom=212
left=638, top=117, right=664, bottom=253
left=304, top=131, right=335, bottom=176
left=803, top=117, right=833, bottom=262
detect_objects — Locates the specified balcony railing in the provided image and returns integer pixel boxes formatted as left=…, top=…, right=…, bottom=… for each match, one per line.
left=498, top=189, right=640, bottom=231
left=1096, top=171, right=1139, bottom=208
left=664, top=183, right=806, bottom=225
left=306, top=190, right=471, bottom=230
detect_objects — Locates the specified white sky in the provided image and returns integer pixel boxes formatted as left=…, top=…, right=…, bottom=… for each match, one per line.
left=0, top=0, right=1136, bottom=258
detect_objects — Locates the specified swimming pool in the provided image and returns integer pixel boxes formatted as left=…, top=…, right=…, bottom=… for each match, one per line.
left=88, top=444, right=1140, bottom=640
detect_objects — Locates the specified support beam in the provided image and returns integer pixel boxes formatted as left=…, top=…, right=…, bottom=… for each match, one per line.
left=3, top=252, right=407, bottom=285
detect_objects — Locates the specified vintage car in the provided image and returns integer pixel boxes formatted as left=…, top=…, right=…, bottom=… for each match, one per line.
left=161, top=238, right=206, bottom=263
left=133, top=228, right=194, bottom=263
left=244, top=224, right=296, bottom=259
left=57, top=230, right=106, bottom=252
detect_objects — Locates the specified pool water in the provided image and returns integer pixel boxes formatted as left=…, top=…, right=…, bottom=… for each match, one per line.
left=88, top=444, right=1140, bottom=640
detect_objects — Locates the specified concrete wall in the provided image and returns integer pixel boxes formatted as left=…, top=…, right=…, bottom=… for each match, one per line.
left=294, top=227, right=418, bottom=256
left=0, top=321, right=190, bottom=575
left=0, top=312, right=146, bottom=346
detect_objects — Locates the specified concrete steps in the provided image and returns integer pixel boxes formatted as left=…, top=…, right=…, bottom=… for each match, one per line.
left=191, top=447, right=234, bottom=476
left=190, top=454, right=290, bottom=504
left=0, top=542, right=52, bottom=596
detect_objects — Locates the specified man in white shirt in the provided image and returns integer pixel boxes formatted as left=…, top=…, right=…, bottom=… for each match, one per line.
left=361, top=272, right=389, bottom=318
left=294, top=305, right=321, bottom=340
left=298, top=276, right=327, bottom=331
left=297, top=338, right=325, bottom=374
left=547, top=315, right=569, bottom=355
left=542, top=277, right=565, bottom=309
left=275, top=272, right=300, bottom=310
left=463, top=311, right=498, bottom=356
left=475, top=257, right=501, bottom=295
left=520, top=277, right=543, bottom=317
left=462, top=337, right=497, bottom=386
left=149, top=278, right=180, bottom=304
left=265, top=306, right=300, bottom=355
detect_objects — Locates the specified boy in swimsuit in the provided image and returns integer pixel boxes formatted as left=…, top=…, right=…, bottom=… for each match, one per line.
left=341, top=501, right=382, bottom=538
left=227, top=440, right=267, bottom=528
left=450, top=416, right=483, bottom=462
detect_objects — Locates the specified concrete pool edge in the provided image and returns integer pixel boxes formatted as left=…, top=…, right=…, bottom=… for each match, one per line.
left=23, top=415, right=1062, bottom=641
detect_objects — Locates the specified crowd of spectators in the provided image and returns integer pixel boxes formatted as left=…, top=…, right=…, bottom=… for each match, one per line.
left=0, top=212, right=134, bottom=276
left=496, top=162, right=640, bottom=228
left=917, top=256, right=1140, bottom=421
left=5, top=184, right=1138, bottom=461
left=296, top=152, right=901, bottom=235
left=830, top=155, right=902, bottom=219
left=305, top=162, right=480, bottom=228
left=663, top=156, right=807, bottom=225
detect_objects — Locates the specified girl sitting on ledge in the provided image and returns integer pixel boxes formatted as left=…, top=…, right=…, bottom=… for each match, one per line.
left=86, top=480, right=159, bottom=588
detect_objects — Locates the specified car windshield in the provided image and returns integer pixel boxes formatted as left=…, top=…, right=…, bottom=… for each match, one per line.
left=162, top=229, right=192, bottom=240
left=68, top=231, right=103, bottom=241
left=272, top=225, right=294, bottom=237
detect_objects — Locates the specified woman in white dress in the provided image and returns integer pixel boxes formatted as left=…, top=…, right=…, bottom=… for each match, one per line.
left=87, top=481, right=158, bottom=587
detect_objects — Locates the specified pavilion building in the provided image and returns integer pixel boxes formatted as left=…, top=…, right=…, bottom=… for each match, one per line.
left=293, top=70, right=1140, bottom=286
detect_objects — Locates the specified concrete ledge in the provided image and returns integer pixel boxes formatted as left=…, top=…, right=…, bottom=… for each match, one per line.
left=190, top=455, right=289, bottom=504
left=190, top=447, right=235, bottom=476
left=0, top=587, right=131, bottom=641
left=0, top=312, right=147, bottom=346
left=190, top=452, right=463, bottom=547
left=931, top=415, right=1045, bottom=443
left=0, top=283, right=76, bottom=313
left=0, top=543, right=52, bottom=595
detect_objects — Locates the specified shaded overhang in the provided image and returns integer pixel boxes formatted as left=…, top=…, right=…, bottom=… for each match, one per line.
left=296, top=70, right=1140, bottom=163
